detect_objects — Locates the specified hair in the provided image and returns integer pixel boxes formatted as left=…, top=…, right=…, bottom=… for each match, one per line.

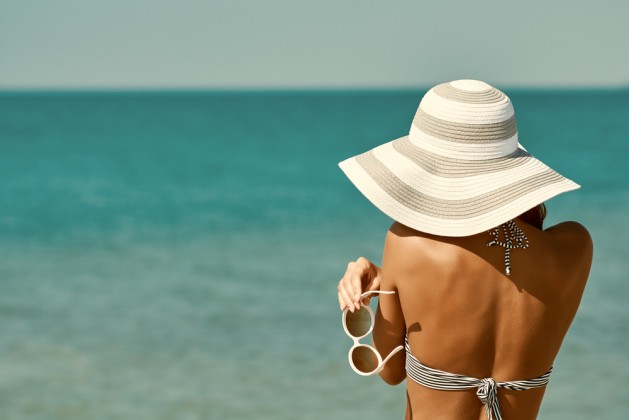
left=518, top=203, right=547, bottom=230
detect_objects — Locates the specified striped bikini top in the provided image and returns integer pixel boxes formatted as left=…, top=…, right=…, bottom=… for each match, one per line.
left=405, top=337, right=553, bottom=420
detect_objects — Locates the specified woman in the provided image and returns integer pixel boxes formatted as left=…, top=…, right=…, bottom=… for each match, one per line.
left=336, top=80, right=593, bottom=420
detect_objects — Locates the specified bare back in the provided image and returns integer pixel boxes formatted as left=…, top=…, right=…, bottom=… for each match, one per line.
left=375, top=218, right=593, bottom=420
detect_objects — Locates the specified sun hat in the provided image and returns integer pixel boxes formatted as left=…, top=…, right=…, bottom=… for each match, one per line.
left=338, top=79, right=580, bottom=237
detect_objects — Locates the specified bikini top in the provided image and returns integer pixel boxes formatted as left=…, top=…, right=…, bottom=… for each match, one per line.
left=405, top=337, right=553, bottom=420
left=405, top=219, right=552, bottom=419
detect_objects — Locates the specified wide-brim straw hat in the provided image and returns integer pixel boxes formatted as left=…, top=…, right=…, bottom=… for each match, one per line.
left=338, top=79, right=580, bottom=237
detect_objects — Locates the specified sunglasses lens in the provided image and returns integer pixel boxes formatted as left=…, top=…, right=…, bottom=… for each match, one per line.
left=351, top=346, right=379, bottom=374
left=345, top=306, right=372, bottom=338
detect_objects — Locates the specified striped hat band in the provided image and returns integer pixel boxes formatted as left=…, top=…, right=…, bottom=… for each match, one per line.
left=338, top=80, right=580, bottom=237
left=410, top=80, right=518, bottom=160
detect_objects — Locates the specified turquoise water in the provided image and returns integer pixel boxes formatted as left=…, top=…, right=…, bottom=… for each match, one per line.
left=0, top=89, right=627, bottom=419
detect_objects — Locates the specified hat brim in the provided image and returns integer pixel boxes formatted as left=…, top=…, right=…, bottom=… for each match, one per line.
left=338, top=135, right=580, bottom=237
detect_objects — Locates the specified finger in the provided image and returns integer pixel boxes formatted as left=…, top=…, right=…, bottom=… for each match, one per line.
left=337, top=292, right=345, bottom=311
left=349, top=265, right=367, bottom=303
left=340, top=262, right=356, bottom=295
left=339, top=280, right=356, bottom=311
left=356, top=257, right=377, bottom=291
left=338, top=285, right=356, bottom=312
left=367, top=276, right=381, bottom=291
left=356, top=256, right=370, bottom=268
left=340, top=266, right=359, bottom=302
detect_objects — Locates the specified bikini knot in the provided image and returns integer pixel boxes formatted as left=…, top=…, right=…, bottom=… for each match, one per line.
left=476, top=378, right=498, bottom=419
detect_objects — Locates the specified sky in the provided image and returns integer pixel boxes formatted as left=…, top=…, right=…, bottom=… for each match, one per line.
left=0, top=0, right=628, bottom=89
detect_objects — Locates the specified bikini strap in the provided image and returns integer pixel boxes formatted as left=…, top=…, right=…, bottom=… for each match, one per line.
left=404, top=337, right=552, bottom=420
left=486, top=219, right=529, bottom=275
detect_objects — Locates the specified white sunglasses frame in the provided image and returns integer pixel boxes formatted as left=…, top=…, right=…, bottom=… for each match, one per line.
left=342, top=290, right=404, bottom=376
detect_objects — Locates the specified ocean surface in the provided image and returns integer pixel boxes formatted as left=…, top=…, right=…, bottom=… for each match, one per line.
left=0, top=88, right=627, bottom=419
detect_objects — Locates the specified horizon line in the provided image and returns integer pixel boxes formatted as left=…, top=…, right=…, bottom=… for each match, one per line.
left=0, top=83, right=628, bottom=94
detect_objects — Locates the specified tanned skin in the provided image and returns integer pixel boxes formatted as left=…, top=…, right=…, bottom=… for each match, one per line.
left=337, top=216, right=593, bottom=420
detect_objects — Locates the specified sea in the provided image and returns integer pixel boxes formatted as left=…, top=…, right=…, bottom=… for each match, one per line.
left=0, top=88, right=627, bottom=419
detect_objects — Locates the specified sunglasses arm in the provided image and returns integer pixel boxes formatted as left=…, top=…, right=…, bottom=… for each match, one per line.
left=381, top=345, right=404, bottom=364
left=360, top=290, right=396, bottom=300
left=371, top=345, right=405, bottom=375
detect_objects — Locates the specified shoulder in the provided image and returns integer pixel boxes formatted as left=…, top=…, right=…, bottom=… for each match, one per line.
left=382, top=223, right=423, bottom=285
left=545, top=221, right=593, bottom=257
left=385, top=222, right=436, bottom=255
left=544, top=220, right=590, bottom=236
left=383, top=222, right=447, bottom=280
left=544, top=221, right=594, bottom=287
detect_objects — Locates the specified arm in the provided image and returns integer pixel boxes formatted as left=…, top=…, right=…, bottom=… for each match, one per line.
left=372, top=228, right=407, bottom=385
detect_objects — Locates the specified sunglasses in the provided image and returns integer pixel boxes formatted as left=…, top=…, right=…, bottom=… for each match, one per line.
left=342, top=290, right=404, bottom=376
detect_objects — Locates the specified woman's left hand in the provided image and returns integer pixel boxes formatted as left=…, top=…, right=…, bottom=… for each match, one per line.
left=337, top=257, right=382, bottom=312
